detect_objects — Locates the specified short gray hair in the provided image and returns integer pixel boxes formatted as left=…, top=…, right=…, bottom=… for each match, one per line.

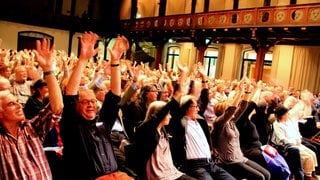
left=0, top=90, right=11, bottom=112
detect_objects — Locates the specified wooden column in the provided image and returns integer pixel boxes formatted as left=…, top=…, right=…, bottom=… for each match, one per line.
left=197, top=45, right=206, bottom=64
left=253, top=47, right=266, bottom=81
left=250, top=28, right=273, bottom=81
left=154, top=45, right=163, bottom=69
left=159, top=0, right=167, bottom=16
left=152, top=34, right=167, bottom=69
left=194, top=36, right=208, bottom=64
left=131, top=0, right=138, bottom=20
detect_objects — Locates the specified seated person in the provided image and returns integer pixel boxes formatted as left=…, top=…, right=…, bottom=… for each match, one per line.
left=272, top=105, right=318, bottom=179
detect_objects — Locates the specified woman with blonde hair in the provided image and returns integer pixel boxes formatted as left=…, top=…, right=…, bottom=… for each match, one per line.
left=135, top=82, right=196, bottom=180
left=212, top=81, right=271, bottom=180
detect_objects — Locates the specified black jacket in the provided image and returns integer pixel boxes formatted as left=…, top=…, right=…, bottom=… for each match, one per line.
left=61, top=91, right=120, bottom=179
left=135, top=98, right=180, bottom=178
left=168, top=105, right=212, bottom=171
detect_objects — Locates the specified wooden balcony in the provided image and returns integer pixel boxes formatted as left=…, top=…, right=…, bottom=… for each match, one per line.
left=121, top=3, right=320, bottom=46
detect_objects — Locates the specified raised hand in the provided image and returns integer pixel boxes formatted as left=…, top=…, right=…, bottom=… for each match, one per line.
left=177, top=62, right=188, bottom=85
left=79, top=32, right=100, bottom=60
left=108, top=35, right=129, bottom=63
left=33, top=38, right=54, bottom=72
left=196, top=62, right=206, bottom=78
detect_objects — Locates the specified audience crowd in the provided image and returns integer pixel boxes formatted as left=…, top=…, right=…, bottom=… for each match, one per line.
left=0, top=33, right=320, bottom=180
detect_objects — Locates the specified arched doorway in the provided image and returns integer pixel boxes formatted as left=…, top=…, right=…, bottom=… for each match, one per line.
left=18, top=31, right=54, bottom=51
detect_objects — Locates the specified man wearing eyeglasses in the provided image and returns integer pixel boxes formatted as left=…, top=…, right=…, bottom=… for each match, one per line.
left=168, top=95, right=235, bottom=180
left=60, top=32, right=133, bottom=180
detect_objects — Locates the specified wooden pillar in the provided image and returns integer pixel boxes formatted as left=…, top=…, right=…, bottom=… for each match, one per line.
left=131, top=0, right=138, bottom=20
left=152, top=34, right=167, bottom=69
left=197, top=45, right=206, bottom=64
left=250, top=28, right=273, bottom=81
left=204, top=0, right=209, bottom=12
left=233, top=0, right=239, bottom=9
left=191, top=0, right=196, bottom=14
left=253, top=47, right=266, bottom=81
left=194, top=36, right=208, bottom=64
left=159, top=0, right=167, bottom=16
left=154, top=45, right=163, bottom=69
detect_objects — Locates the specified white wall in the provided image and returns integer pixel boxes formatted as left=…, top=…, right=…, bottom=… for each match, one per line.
left=220, top=43, right=242, bottom=79
left=270, top=45, right=294, bottom=88
left=0, top=20, right=68, bottom=51
left=0, top=20, right=80, bottom=55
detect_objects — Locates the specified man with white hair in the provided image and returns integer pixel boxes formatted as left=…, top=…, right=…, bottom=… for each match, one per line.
left=0, top=38, right=63, bottom=180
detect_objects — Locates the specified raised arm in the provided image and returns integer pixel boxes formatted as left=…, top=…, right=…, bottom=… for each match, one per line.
left=108, top=35, right=129, bottom=96
left=196, top=62, right=208, bottom=89
left=33, top=38, right=63, bottom=114
left=65, top=32, right=100, bottom=95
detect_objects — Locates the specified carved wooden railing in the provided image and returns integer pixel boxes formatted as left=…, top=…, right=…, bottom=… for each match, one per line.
left=122, top=3, right=320, bottom=32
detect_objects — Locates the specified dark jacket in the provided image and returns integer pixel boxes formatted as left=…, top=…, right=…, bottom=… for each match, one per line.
left=60, top=91, right=120, bottom=180
left=251, top=102, right=273, bottom=145
left=168, top=106, right=212, bottom=171
left=198, top=88, right=210, bottom=118
left=135, top=98, right=180, bottom=178
left=236, top=101, right=262, bottom=151
left=24, top=95, right=49, bottom=119
left=123, top=98, right=147, bottom=141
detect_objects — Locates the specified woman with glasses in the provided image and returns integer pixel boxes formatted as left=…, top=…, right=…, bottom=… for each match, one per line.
left=122, top=83, right=158, bottom=141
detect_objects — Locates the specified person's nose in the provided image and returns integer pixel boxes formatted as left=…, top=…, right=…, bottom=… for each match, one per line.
left=14, top=101, right=23, bottom=108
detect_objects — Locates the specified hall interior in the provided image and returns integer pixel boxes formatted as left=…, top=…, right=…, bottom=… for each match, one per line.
left=0, top=0, right=320, bottom=92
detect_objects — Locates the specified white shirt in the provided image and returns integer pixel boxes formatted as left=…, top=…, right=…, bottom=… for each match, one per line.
left=185, top=117, right=211, bottom=159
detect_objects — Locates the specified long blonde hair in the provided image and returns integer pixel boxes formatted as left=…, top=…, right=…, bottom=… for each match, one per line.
left=144, top=101, right=166, bottom=122
left=213, top=101, right=228, bottom=117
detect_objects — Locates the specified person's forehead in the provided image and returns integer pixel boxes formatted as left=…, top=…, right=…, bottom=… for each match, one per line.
left=79, top=91, right=96, bottom=99
left=1, top=94, right=16, bottom=102
left=191, top=101, right=197, bottom=105
left=149, top=85, right=158, bottom=90
left=15, top=67, right=26, bottom=71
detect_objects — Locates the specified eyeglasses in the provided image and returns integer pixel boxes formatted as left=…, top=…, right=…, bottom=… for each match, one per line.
left=190, top=104, right=199, bottom=108
left=148, top=89, right=158, bottom=93
left=78, top=99, right=98, bottom=105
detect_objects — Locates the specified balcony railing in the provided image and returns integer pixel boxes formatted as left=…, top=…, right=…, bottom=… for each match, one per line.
left=122, top=3, right=320, bottom=32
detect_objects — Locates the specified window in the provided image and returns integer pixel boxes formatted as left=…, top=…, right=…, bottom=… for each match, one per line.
left=18, top=31, right=53, bottom=51
left=241, top=50, right=272, bottom=82
left=204, top=47, right=218, bottom=78
left=166, top=46, right=180, bottom=72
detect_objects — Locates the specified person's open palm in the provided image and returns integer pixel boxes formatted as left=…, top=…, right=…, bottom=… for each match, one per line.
left=79, top=32, right=100, bottom=60
left=33, top=38, right=54, bottom=71
left=108, top=35, right=129, bottom=61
